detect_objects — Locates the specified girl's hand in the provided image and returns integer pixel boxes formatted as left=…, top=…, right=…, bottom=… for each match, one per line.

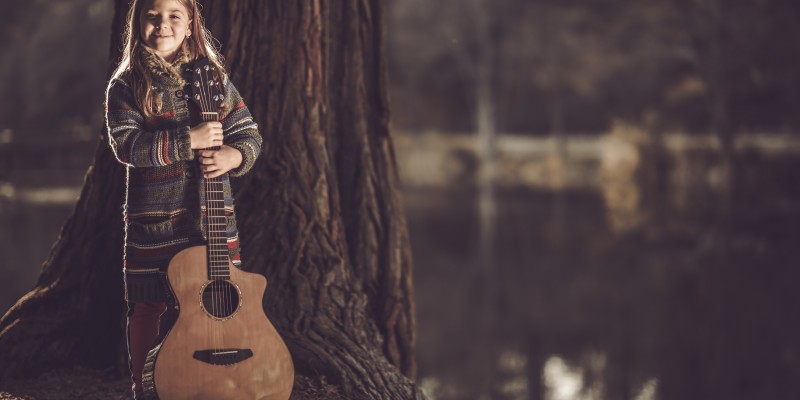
left=189, top=122, right=224, bottom=149
left=198, top=145, right=243, bottom=178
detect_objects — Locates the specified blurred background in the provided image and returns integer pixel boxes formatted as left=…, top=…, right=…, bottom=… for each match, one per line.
left=2, top=0, right=800, bottom=399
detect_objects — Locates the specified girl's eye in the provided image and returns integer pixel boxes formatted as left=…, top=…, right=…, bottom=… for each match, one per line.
left=171, top=15, right=181, bottom=20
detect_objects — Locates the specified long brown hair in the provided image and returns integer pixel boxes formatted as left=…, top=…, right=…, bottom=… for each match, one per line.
left=106, top=0, right=226, bottom=116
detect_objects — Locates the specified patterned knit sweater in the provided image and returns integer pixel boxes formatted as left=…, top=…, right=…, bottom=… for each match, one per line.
left=105, top=49, right=262, bottom=303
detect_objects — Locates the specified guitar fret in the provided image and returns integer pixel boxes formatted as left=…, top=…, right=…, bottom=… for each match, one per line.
left=193, top=58, right=239, bottom=283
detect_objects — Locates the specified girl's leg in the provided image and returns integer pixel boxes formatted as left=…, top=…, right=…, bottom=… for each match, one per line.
left=127, top=301, right=168, bottom=397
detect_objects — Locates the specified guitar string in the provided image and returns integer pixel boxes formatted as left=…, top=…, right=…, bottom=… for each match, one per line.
left=209, top=68, right=234, bottom=336
left=200, top=67, right=215, bottom=354
left=209, top=68, right=235, bottom=327
left=206, top=65, right=231, bottom=353
left=206, top=66, right=226, bottom=353
left=198, top=64, right=220, bottom=353
left=203, top=66, right=230, bottom=328
left=195, top=67, right=210, bottom=354
left=207, top=67, right=223, bottom=353
left=198, top=66, right=212, bottom=352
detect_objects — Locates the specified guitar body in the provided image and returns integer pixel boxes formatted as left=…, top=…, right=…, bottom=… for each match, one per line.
left=142, top=246, right=294, bottom=400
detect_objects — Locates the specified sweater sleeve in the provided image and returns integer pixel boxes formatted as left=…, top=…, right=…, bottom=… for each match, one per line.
left=219, top=77, right=263, bottom=177
left=105, top=79, right=194, bottom=168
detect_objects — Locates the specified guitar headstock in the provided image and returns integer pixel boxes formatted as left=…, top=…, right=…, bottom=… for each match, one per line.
left=190, top=57, right=224, bottom=120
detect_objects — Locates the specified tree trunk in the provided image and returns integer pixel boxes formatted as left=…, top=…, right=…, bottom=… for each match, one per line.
left=0, top=1, right=423, bottom=399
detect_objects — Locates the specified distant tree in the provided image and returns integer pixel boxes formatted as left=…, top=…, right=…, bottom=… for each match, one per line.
left=0, top=1, right=424, bottom=398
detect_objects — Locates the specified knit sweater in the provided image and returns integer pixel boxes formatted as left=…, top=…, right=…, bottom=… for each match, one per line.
left=105, top=49, right=262, bottom=303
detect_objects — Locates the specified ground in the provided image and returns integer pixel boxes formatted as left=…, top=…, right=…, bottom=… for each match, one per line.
left=0, top=368, right=343, bottom=399
left=0, top=368, right=131, bottom=400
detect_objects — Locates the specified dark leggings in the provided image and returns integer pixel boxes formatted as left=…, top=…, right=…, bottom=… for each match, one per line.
left=127, top=302, right=168, bottom=397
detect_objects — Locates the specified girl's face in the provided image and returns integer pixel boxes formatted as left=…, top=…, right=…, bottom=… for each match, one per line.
left=139, top=0, right=192, bottom=62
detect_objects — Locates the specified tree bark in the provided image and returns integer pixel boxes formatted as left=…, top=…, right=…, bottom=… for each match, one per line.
left=0, top=1, right=423, bottom=399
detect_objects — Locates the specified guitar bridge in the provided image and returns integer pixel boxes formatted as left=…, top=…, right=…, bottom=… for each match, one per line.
left=193, top=348, right=253, bottom=365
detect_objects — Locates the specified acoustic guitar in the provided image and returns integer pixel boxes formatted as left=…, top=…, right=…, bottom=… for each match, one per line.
left=141, top=58, right=294, bottom=400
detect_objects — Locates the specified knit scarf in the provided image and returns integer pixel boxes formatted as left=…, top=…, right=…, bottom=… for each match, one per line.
left=140, top=45, right=190, bottom=86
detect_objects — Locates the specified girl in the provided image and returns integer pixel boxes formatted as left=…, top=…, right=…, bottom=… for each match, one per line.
left=104, top=0, right=262, bottom=396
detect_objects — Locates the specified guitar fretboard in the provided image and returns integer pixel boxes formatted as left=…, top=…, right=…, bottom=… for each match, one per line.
left=205, top=168, right=230, bottom=280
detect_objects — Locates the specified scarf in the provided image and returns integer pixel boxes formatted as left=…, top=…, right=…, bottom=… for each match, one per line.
left=139, top=45, right=191, bottom=87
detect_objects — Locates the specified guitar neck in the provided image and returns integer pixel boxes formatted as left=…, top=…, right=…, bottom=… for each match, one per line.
left=189, top=57, right=228, bottom=281
left=201, top=114, right=228, bottom=280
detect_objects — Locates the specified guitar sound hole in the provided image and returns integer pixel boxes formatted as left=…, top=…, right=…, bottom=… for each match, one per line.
left=201, top=280, right=240, bottom=319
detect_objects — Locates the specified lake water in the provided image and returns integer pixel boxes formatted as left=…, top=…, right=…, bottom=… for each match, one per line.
left=2, top=132, right=799, bottom=399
